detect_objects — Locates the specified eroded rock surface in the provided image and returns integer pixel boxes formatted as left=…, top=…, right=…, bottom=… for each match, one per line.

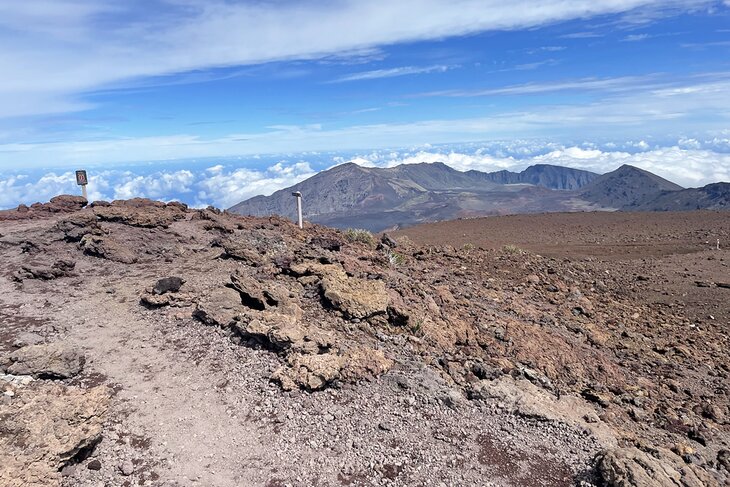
left=3, top=342, right=84, bottom=379
left=598, top=446, right=717, bottom=487
left=80, top=234, right=137, bottom=264
left=0, top=383, right=109, bottom=487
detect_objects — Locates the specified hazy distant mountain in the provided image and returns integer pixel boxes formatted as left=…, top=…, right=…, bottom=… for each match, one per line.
left=229, top=162, right=601, bottom=231
left=580, top=164, right=683, bottom=209
left=229, top=161, right=723, bottom=232
left=230, top=162, right=497, bottom=222
left=631, top=182, right=730, bottom=211
left=470, top=164, right=598, bottom=190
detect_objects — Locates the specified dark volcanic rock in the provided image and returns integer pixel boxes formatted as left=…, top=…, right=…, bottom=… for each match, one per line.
left=153, top=277, right=184, bottom=295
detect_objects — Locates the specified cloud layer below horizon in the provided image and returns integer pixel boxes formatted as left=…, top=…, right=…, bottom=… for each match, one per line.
left=2, top=143, right=728, bottom=211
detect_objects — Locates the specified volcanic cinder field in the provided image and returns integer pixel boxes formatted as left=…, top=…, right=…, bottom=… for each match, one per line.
left=0, top=198, right=729, bottom=487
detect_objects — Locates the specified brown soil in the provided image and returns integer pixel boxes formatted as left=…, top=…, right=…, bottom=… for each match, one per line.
left=397, top=210, right=730, bottom=325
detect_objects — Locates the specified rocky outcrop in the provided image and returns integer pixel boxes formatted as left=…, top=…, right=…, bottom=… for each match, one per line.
left=597, top=446, right=717, bottom=487
left=321, top=274, right=389, bottom=320
left=192, top=287, right=244, bottom=326
left=3, top=342, right=85, bottom=379
left=272, top=347, right=392, bottom=391
left=13, top=259, right=76, bottom=281
left=54, top=212, right=102, bottom=242
left=80, top=234, right=137, bottom=264
left=93, top=199, right=186, bottom=228
left=288, top=262, right=389, bottom=319
left=0, top=195, right=88, bottom=221
left=0, top=383, right=109, bottom=487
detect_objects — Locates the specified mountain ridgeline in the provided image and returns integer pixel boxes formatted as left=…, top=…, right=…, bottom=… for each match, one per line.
left=471, top=163, right=598, bottom=190
left=229, top=161, right=728, bottom=232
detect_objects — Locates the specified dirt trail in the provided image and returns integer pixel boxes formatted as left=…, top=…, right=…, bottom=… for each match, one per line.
left=64, top=285, right=273, bottom=486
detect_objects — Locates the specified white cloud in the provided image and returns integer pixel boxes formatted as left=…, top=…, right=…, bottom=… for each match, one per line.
left=330, top=65, right=451, bottom=83
left=0, top=0, right=721, bottom=118
left=196, top=162, right=316, bottom=209
left=111, top=170, right=196, bottom=200
left=0, top=160, right=317, bottom=210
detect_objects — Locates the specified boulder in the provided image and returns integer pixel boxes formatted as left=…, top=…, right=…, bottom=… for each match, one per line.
left=597, top=446, right=718, bottom=487
left=339, top=348, right=393, bottom=383
left=153, top=276, right=184, bottom=295
left=229, top=273, right=268, bottom=310
left=273, top=353, right=343, bottom=391
left=272, top=347, right=392, bottom=391
left=5, top=342, right=84, bottom=379
left=232, top=311, right=331, bottom=354
left=192, top=287, right=244, bottom=327
left=0, top=383, right=109, bottom=486
left=321, top=274, right=389, bottom=319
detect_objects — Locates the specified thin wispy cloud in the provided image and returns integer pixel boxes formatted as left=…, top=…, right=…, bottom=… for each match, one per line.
left=682, top=40, right=730, bottom=48
left=526, top=46, right=567, bottom=53
left=329, top=65, right=452, bottom=83
left=622, top=33, right=651, bottom=41
left=511, top=59, right=560, bottom=71
left=560, top=31, right=604, bottom=38
left=412, top=75, right=662, bottom=97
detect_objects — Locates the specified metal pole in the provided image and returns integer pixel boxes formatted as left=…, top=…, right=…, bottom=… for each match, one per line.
left=81, top=185, right=88, bottom=200
left=292, top=191, right=303, bottom=229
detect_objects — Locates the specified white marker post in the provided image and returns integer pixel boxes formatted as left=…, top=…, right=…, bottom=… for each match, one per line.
left=75, top=170, right=88, bottom=200
left=292, top=191, right=303, bottom=229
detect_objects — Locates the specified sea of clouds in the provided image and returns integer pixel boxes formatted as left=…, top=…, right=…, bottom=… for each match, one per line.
left=2, top=138, right=729, bottom=211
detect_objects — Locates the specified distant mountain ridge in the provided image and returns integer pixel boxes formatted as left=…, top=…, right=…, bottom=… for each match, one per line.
left=580, top=164, right=684, bottom=209
left=631, top=182, right=730, bottom=211
left=471, top=164, right=598, bottom=190
left=229, top=161, right=726, bottom=231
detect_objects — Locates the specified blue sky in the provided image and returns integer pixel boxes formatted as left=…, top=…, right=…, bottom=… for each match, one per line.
left=1, top=1, right=730, bottom=208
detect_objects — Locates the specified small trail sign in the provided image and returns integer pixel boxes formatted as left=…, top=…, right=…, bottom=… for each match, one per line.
left=76, top=170, right=88, bottom=199
left=75, top=170, right=88, bottom=186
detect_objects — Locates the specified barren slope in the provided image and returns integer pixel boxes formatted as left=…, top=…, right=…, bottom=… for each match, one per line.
left=1, top=198, right=728, bottom=487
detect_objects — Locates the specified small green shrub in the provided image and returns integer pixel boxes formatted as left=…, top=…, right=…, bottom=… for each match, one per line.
left=344, top=228, right=375, bottom=246
left=502, top=244, right=524, bottom=255
left=409, top=318, right=424, bottom=336
left=387, top=251, right=405, bottom=266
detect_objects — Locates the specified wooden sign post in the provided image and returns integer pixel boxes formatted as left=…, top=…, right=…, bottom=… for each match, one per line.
left=75, top=170, right=88, bottom=200
left=292, top=191, right=303, bottom=229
